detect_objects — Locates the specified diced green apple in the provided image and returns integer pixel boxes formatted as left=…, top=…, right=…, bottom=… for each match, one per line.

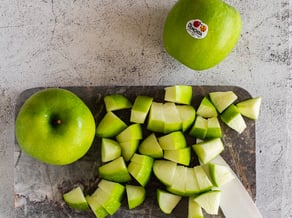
left=101, top=138, right=121, bottom=163
left=205, top=117, right=222, bottom=138
left=196, top=96, right=218, bottom=118
left=208, top=162, right=235, bottom=187
left=164, top=85, right=193, bottom=105
left=194, top=190, right=221, bottom=215
left=130, top=153, right=154, bottom=166
left=220, top=104, right=246, bottom=133
left=98, top=179, right=125, bottom=202
left=63, top=186, right=89, bottom=211
left=167, top=165, right=187, bottom=196
left=189, top=116, right=208, bottom=139
left=236, top=97, right=262, bottom=120
left=138, top=133, right=163, bottom=158
left=157, top=189, right=182, bottom=214
left=103, top=94, right=132, bottom=112
left=153, top=160, right=177, bottom=186
left=209, top=91, right=238, bottom=113
left=98, top=156, right=132, bottom=183
left=192, top=138, right=224, bottom=164
left=96, top=112, right=127, bottom=138
left=158, top=131, right=186, bottom=150
left=176, top=105, right=196, bottom=132
left=147, top=102, right=165, bottom=133
left=164, top=147, right=191, bottom=166
left=119, top=140, right=140, bottom=161
left=116, top=123, right=143, bottom=142
left=130, top=95, right=153, bottom=123
left=185, top=167, right=200, bottom=195
left=126, top=185, right=146, bottom=209
left=128, top=156, right=153, bottom=186
left=86, top=195, right=109, bottom=218
left=163, top=102, right=182, bottom=133
left=188, top=197, right=204, bottom=218
left=193, top=166, right=213, bottom=193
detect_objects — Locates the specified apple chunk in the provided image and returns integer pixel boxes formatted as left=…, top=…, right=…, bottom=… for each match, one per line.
left=163, top=102, right=182, bottom=133
left=209, top=91, right=238, bottom=113
left=157, top=189, right=182, bottom=214
left=197, top=97, right=218, bottom=118
left=164, top=147, right=191, bottom=166
left=63, top=186, right=89, bottom=211
left=236, top=97, right=262, bottom=120
left=164, top=85, right=192, bottom=105
left=220, top=104, right=246, bottom=133
left=126, top=185, right=146, bottom=209
left=147, top=102, right=165, bottom=133
left=130, top=95, right=153, bottom=123
left=194, top=190, right=221, bottom=215
left=153, top=160, right=177, bottom=186
left=158, top=131, right=187, bottom=150
left=101, top=138, right=121, bottom=163
left=103, top=94, right=132, bottom=112
left=176, top=105, right=196, bottom=132
left=138, top=133, right=163, bottom=158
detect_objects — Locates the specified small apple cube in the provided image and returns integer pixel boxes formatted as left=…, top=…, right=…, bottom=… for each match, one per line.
left=86, top=195, right=109, bottom=218
left=176, top=105, right=196, bottom=132
left=189, top=116, right=208, bottom=139
left=163, top=102, right=182, bottom=133
left=119, top=140, right=140, bottom=161
left=101, top=138, right=121, bottom=163
left=116, top=123, right=143, bottom=142
left=130, top=95, right=153, bottom=123
left=103, top=94, right=132, bottom=112
left=153, top=160, right=177, bottom=186
left=130, top=153, right=154, bottom=166
left=208, top=162, right=235, bottom=187
left=167, top=165, right=187, bottom=196
left=194, top=190, right=221, bottom=215
left=188, top=197, right=204, bottom=218
left=98, top=179, right=125, bottom=202
left=128, top=156, right=153, bottom=187
left=192, top=138, right=224, bottom=164
left=164, top=85, right=193, bottom=105
left=158, top=131, right=186, bottom=150
left=236, top=96, right=262, bottom=120
left=98, top=156, right=132, bottom=183
left=220, top=104, right=246, bottom=133
left=164, top=147, right=191, bottom=166
left=147, top=102, right=165, bottom=133
left=157, top=189, right=182, bottom=214
left=205, top=117, right=222, bottom=138
left=193, top=166, right=213, bottom=193
left=185, top=167, right=200, bottom=195
left=96, top=112, right=127, bottom=138
left=138, top=133, right=163, bottom=158
left=126, top=185, right=146, bottom=209
left=196, top=96, right=218, bottom=118
left=63, top=186, right=89, bottom=211
left=209, top=91, right=238, bottom=113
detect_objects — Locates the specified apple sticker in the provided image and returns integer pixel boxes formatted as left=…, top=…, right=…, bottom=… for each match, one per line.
left=186, top=19, right=208, bottom=39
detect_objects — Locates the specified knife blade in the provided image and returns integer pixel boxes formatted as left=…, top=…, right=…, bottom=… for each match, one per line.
left=212, top=155, right=263, bottom=218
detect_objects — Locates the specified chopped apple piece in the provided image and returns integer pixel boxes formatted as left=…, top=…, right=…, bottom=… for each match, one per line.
left=101, top=138, right=121, bottom=163
left=167, top=165, right=187, bottom=196
left=193, top=166, right=213, bottom=193
left=220, top=104, right=246, bottom=133
left=163, top=102, right=182, bottom=133
left=86, top=195, right=109, bottom=218
left=119, top=140, right=140, bottom=161
left=197, top=96, right=218, bottom=118
left=63, top=186, right=89, bottom=211
left=206, top=117, right=222, bottom=138
left=164, top=85, right=193, bottom=105
left=126, top=185, right=146, bottom=209
left=194, top=190, right=221, bottom=215
left=236, top=97, right=262, bottom=120
left=185, top=167, right=200, bottom=195
left=98, top=179, right=125, bottom=202
left=153, top=160, right=177, bottom=186
left=130, top=95, right=153, bottom=123
left=208, top=162, right=235, bottom=187
left=116, top=123, right=143, bottom=142
left=158, top=131, right=186, bottom=150
left=147, top=102, right=165, bottom=133
left=104, top=94, right=132, bottom=112
left=157, top=189, right=182, bottom=214
left=209, top=91, right=238, bottom=113
left=176, top=105, right=196, bottom=132
left=164, top=147, right=191, bottom=166
left=188, top=197, right=204, bottom=218
left=189, top=116, right=208, bottom=139
left=138, top=133, right=163, bottom=158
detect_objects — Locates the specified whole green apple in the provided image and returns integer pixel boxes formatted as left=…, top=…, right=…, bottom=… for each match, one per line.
left=15, top=88, right=96, bottom=165
left=163, top=0, right=242, bottom=70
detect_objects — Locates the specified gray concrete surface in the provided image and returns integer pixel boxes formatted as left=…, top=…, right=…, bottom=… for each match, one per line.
left=0, top=0, right=291, bottom=217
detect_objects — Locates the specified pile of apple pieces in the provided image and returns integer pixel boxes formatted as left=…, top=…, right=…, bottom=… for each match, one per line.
left=63, top=85, right=261, bottom=217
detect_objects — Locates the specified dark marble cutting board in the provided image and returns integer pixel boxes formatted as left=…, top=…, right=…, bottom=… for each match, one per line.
left=14, top=86, right=256, bottom=218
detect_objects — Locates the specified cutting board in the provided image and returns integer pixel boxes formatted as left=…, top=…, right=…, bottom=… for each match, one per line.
left=14, top=86, right=256, bottom=218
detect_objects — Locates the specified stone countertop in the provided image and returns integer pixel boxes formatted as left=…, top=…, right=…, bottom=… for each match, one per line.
left=0, top=0, right=290, bottom=217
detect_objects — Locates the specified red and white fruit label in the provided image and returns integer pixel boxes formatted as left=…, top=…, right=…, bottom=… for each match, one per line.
left=186, top=19, right=208, bottom=39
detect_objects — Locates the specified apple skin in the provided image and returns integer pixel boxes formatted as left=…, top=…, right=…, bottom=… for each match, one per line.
left=163, top=0, right=242, bottom=70
left=15, top=88, right=96, bottom=165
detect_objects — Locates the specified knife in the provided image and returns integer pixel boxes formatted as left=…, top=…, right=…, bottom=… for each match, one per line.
left=212, top=155, right=263, bottom=218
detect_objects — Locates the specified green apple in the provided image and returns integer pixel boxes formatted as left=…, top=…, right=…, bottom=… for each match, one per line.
left=208, top=162, right=235, bottom=187
left=164, top=147, right=191, bottom=166
left=119, top=140, right=140, bottom=161
left=103, top=94, right=132, bottom=112
left=86, top=195, right=109, bottom=218
left=130, top=95, right=153, bottom=123
left=138, top=133, right=163, bottom=158
left=98, top=179, right=125, bottom=202
left=126, top=185, right=146, bottom=209
left=15, top=88, right=96, bottom=165
left=196, top=96, right=218, bottom=118
left=116, top=123, right=143, bottom=142
left=101, top=138, right=121, bottom=163
left=192, top=138, right=224, bottom=164
left=130, top=153, right=154, bottom=166
left=96, top=111, right=127, bottom=138
left=158, top=131, right=186, bottom=150
left=98, top=156, right=132, bottom=183
left=163, top=102, right=182, bottom=133
left=185, top=167, right=200, bottom=195
left=128, top=161, right=153, bottom=187
left=205, top=117, right=222, bottom=138
left=220, top=104, right=246, bottom=133
left=193, top=166, right=213, bottom=193
left=167, top=165, right=187, bottom=196
left=188, top=197, right=204, bottom=218
left=147, top=102, right=165, bottom=133
left=194, top=190, right=221, bottom=215
left=209, top=91, right=238, bottom=113
left=157, top=189, right=182, bottom=214
left=153, top=160, right=177, bottom=186
left=164, top=85, right=193, bottom=105
left=236, top=97, right=262, bottom=120
left=63, top=186, right=89, bottom=211
left=176, top=105, right=196, bottom=132
left=163, top=0, right=242, bottom=70
left=189, top=116, right=208, bottom=139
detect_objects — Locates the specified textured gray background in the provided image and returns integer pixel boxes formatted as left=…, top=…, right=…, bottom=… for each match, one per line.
left=0, top=0, right=291, bottom=217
